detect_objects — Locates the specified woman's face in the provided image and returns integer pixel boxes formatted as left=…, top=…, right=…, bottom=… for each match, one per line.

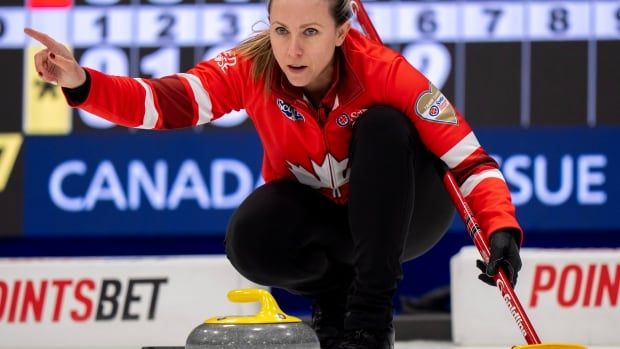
left=269, top=0, right=349, bottom=92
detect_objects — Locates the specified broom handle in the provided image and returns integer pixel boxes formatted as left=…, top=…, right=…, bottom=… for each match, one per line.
left=438, top=163, right=541, bottom=344
left=352, top=1, right=541, bottom=344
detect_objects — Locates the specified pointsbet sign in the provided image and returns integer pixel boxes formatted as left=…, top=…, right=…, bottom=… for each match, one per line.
left=0, top=256, right=260, bottom=348
left=451, top=247, right=620, bottom=346
left=0, top=277, right=168, bottom=323
left=529, top=263, right=619, bottom=308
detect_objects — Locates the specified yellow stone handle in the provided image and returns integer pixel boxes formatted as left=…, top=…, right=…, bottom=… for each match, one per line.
left=204, top=288, right=302, bottom=324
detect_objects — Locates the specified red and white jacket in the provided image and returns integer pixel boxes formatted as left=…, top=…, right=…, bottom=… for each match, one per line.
left=66, top=29, right=522, bottom=242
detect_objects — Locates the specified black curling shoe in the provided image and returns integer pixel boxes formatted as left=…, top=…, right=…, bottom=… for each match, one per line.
left=337, top=326, right=395, bottom=349
left=311, top=302, right=346, bottom=349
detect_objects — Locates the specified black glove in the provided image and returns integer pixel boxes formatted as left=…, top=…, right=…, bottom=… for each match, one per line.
left=476, top=229, right=522, bottom=287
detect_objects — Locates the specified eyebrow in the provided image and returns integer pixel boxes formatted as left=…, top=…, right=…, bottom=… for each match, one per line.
left=271, top=21, right=324, bottom=28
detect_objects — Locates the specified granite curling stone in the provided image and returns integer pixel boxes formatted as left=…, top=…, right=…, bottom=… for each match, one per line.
left=186, top=288, right=320, bottom=349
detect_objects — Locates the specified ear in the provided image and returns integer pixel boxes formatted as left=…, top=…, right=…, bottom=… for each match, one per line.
left=335, top=20, right=351, bottom=47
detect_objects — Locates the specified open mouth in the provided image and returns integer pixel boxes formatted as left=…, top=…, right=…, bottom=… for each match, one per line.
left=288, top=65, right=307, bottom=72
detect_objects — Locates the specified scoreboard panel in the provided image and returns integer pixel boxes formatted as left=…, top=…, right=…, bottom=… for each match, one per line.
left=0, top=0, right=618, bottom=134
left=0, top=0, right=618, bottom=237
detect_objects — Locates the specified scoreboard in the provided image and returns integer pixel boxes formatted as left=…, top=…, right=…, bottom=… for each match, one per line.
left=0, top=0, right=619, bottom=237
left=1, top=0, right=619, bottom=132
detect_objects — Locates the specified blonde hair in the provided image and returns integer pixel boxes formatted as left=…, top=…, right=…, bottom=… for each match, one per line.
left=236, top=0, right=354, bottom=92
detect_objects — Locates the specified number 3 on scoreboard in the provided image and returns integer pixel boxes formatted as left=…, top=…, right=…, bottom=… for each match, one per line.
left=0, top=134, right=22, bottom=192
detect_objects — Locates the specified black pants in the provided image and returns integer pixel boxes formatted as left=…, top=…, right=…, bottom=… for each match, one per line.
left=225, top=106, right=455, bottom=330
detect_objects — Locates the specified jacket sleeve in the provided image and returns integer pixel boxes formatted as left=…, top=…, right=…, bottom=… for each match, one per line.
left=384, top=55, right=523, bottom=244
left=63, top=49, right=249, bottom=130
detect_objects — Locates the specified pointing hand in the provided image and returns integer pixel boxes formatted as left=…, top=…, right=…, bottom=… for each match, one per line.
left=24, top=27, right=86, bottom=89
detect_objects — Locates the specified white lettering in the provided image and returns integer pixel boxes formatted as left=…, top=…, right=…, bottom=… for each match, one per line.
left=83, top=161, right=127, bottom=210
left=128, top=160, right=167, bottom=210
left=211, top=159, right=253, bottom=209
left=577, top=155, right=607, bottom=205
left=49, top=159, right=258, bottom=212
left=49, top=160, right=87, bottom=212
left=502, top=155, right=532, bottom=206
left=167, top=160, right=210, bottom=209
left=534, top=155, right=573, bottom=206
left=498, top=154, right=608, bottom=206
left=498, top=280, right=527, bottom=337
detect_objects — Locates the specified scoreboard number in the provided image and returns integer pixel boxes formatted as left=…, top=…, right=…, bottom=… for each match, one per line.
left=530, top=2, right=589, bottom=40
left=417, top=9, right=438, bottom=35
left=220, top=12, right=240, bottom=39
left=157, top=13, right=176, bottom=40
left=202, top=6, right=261, bottom=44
left=549, top=7, right=570, bottom=34
left=483, top=8, right=503, bottom=35
left=463, top=3, right=523, bottom=41
left=94, top=14, right=109, bottom=40
left=138, top=8, right=185, bottom=45
left=0, top=8, right=26, bottom=48
left=0, top=133, right=22, bottom=192
left=401, top=42, right=451, bottom=90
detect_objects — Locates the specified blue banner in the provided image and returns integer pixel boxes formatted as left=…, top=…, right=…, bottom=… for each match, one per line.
left=469, top=127, right=619, bottom=233
left=24, top=132, right=263, bottom=236
left=23, top=128, right=619, bottom=236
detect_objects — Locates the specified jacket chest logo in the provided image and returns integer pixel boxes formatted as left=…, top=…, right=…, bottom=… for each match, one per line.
left=287, top=154, right=350, bottom=198
left=277, top=99, right=305, bottom=122
left=336, top=113, right=351, bottom=127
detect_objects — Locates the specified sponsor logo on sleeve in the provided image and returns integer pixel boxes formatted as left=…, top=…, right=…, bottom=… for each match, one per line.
left=415, top=82, right=457, bottom=125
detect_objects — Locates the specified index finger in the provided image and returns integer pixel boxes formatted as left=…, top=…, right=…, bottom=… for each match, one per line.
left=24, top=27, right=60, bottom=49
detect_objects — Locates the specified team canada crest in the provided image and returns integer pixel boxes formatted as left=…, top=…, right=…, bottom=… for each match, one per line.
left=277, top=99, right=305, bottom=122
left=214, top=50, right=237, bottom=72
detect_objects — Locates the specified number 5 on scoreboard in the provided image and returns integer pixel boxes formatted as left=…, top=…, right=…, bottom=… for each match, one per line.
left=0, top=133, right=22, bottom=192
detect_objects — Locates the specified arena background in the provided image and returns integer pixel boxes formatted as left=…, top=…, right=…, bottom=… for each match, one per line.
left=0, top=0, right=618, bottom=323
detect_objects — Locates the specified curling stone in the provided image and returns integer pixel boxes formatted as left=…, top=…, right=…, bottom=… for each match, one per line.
left=185, top=288, right=320, bottom=349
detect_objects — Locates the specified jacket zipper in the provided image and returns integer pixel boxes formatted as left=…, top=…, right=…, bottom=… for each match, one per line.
left=297, top=100, right=341, bottom=198
left=318, top=106, right=341, bottom=198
